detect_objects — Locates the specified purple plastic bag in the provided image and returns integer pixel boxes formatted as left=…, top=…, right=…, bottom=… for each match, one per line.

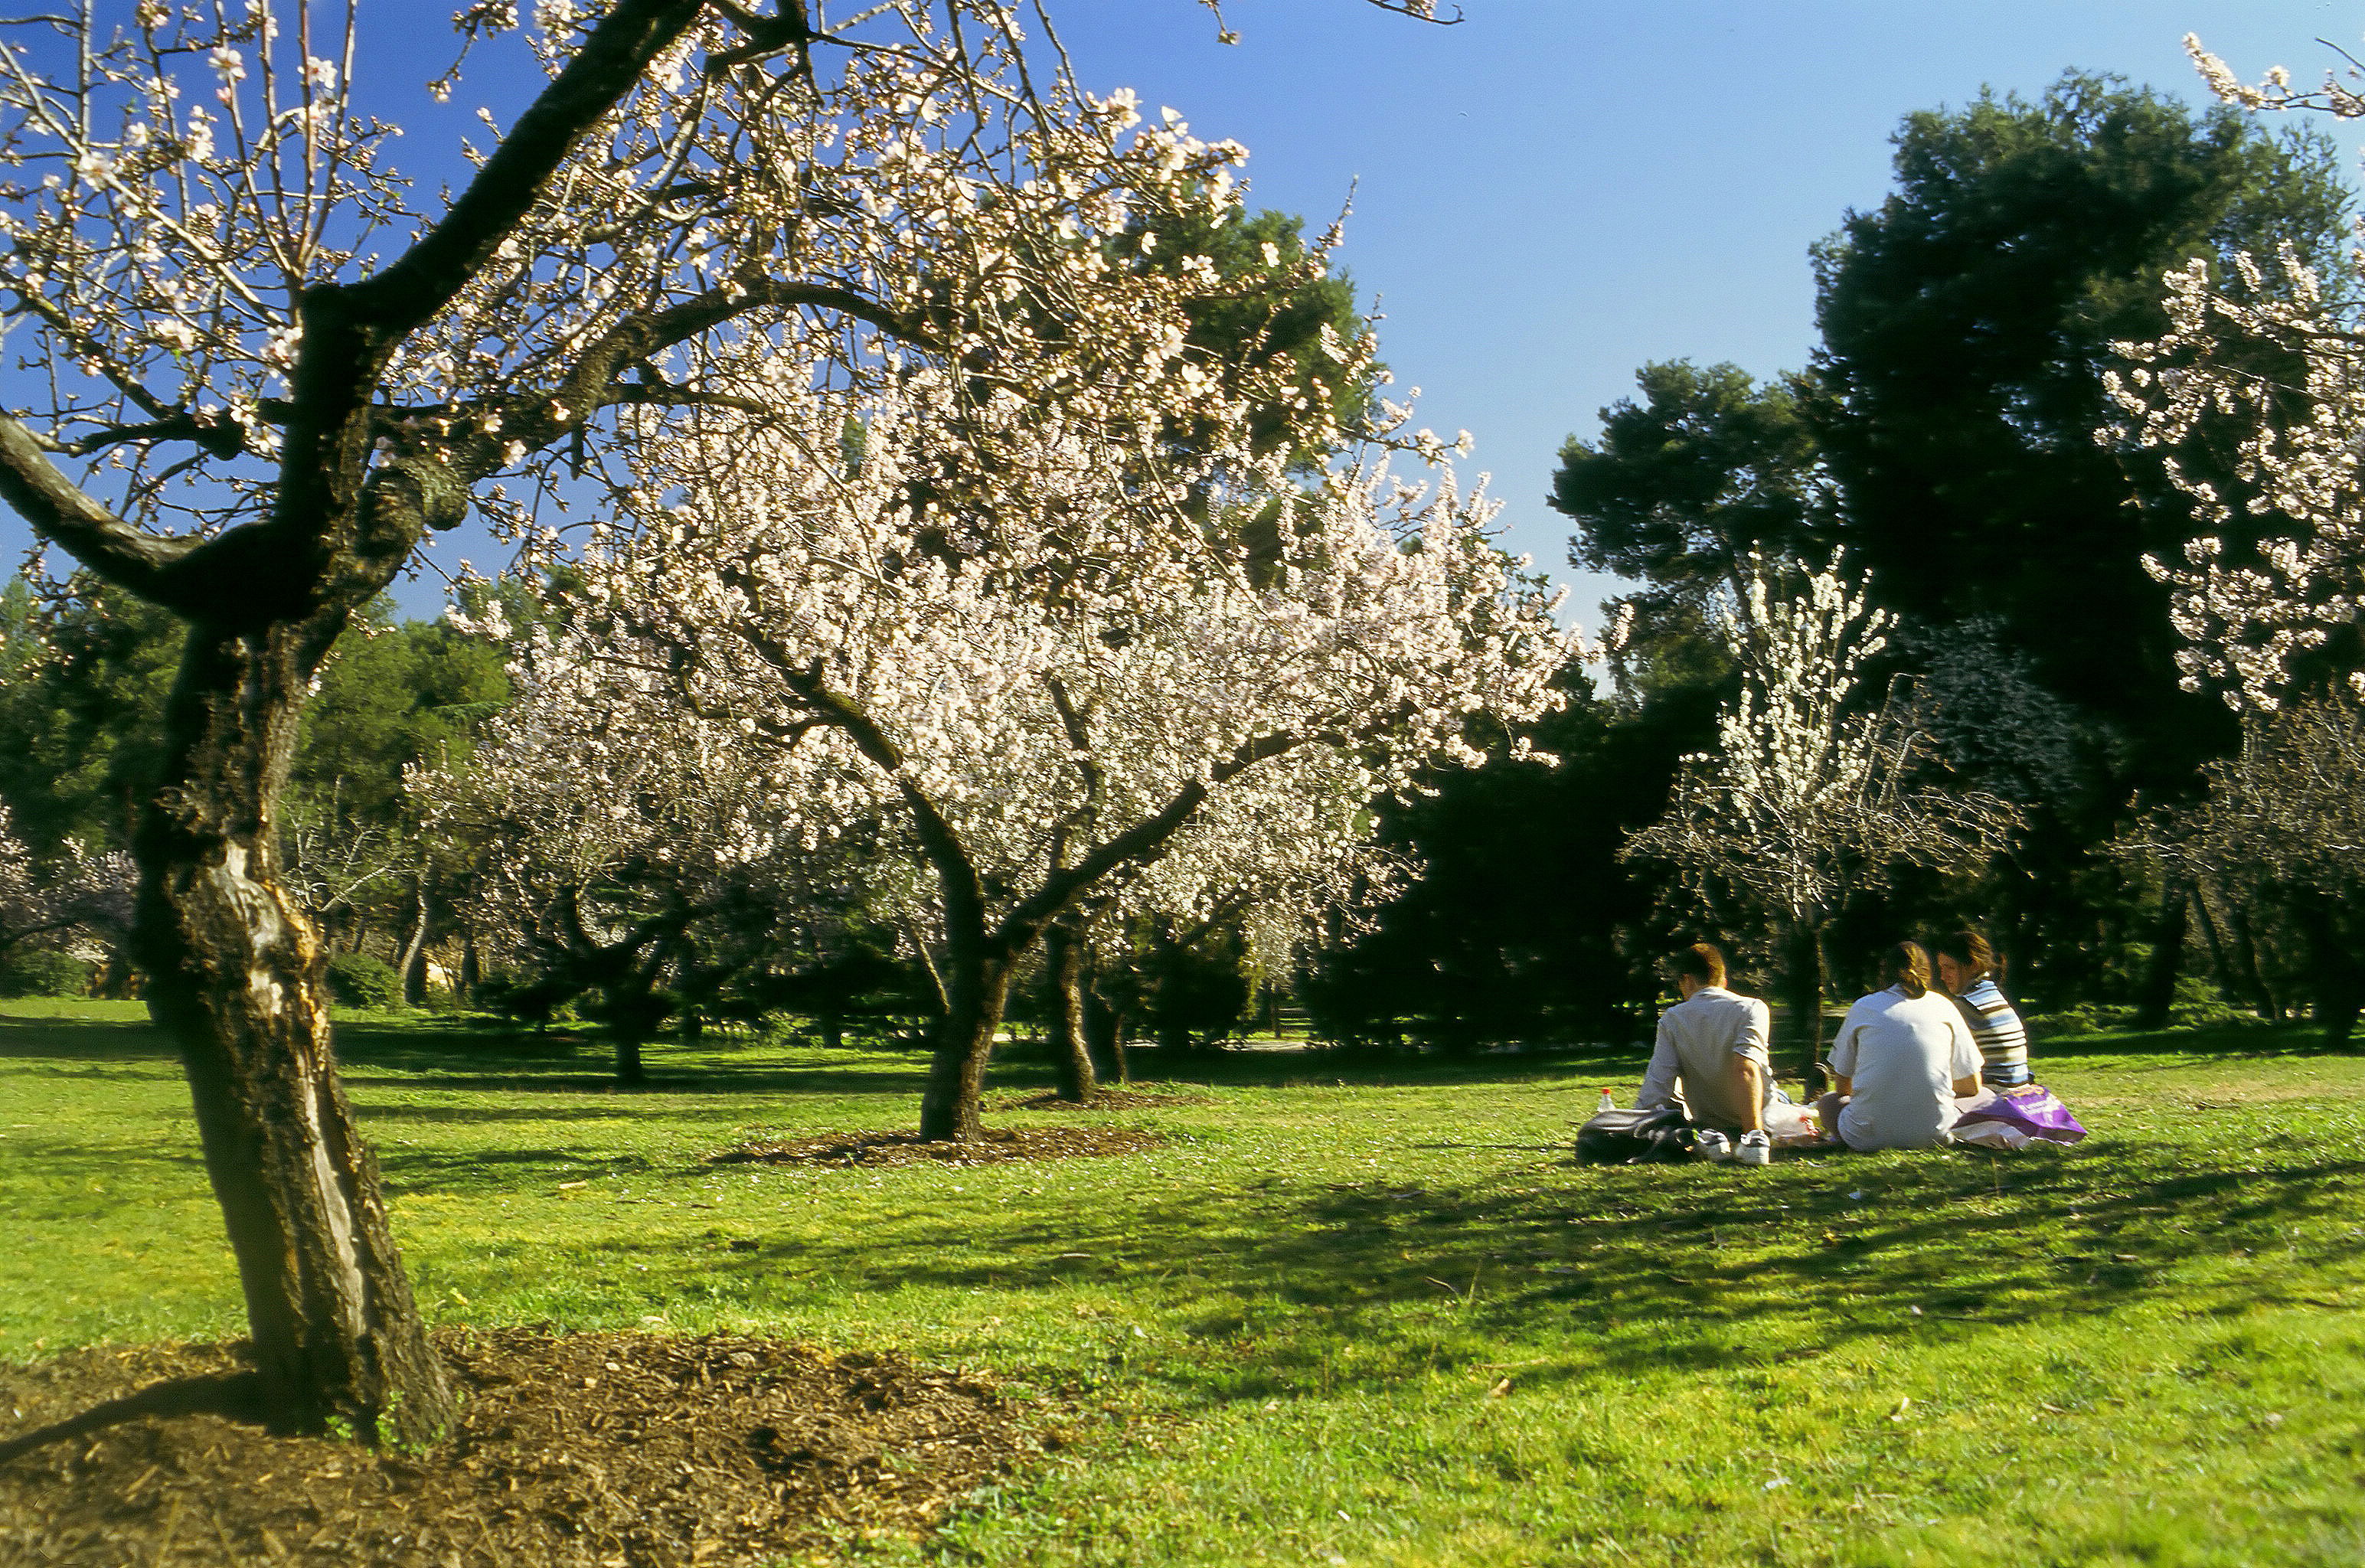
left=1958, top=1084, right=2086, bottom=1145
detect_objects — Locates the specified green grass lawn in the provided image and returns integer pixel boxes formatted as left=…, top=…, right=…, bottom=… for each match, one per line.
left=4, top=998, right=2363, bottom=1566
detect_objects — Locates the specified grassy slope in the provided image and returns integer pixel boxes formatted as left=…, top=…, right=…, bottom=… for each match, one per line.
left=2, top=999, right=2362, bottom=1566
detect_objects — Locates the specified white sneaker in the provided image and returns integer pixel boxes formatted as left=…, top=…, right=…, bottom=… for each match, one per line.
left=1736, top=1130, right=1772, bottom=1167
left=1694, top=1129, right=1733, bottom=1162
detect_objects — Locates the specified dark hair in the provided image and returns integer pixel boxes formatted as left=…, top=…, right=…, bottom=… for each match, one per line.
left=1933, top=930, right=1996, bottom=985
left=1881, top=941, right=1932, bottom=999
left=1671, top=942, right=1726, bottom=988
left=1929, top=926, right=2005, bottom=988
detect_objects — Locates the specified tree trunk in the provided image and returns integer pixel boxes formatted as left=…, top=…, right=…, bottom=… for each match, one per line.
left=1083, top=988, right=1129, bottom=1083
left=135, top=624, right=452, bottom=1446
left=2227, top=901, right=2281, bottom=1021
left=614, top=1030, right=648, bottom=1085
left=459, top=933, right=481, bottom=1004
left=1047, top=923, right=1097, bottom=1104
left=2295, top=896, right=2364, bottom=1050
left=1779, top=920, right=1827, bottom=1090
left=397, top=880, right=431, bottom=1009
left=919, top=953, right=1014, bottom=1142
left=2132, top=879, right=2189, bottom=1032
left=2191, top=890, right=2236, bottom=1011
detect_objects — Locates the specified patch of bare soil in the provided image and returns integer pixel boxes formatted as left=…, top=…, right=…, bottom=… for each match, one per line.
left=714, top=1125, right=1163, bottom=1169
left=0, top=1328, right=1050, bottom=1567
left=998, top=1089, right=1208, bottom=1112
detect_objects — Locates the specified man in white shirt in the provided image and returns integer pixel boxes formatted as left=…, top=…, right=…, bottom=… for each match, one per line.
left=1635, top=942, right=1773, bottom=1165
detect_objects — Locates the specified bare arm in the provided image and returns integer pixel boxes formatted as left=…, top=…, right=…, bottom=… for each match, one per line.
left=1734, top=1055, right=1766, bottom=1133
left=1732, top=997, right=1772, bottom=1133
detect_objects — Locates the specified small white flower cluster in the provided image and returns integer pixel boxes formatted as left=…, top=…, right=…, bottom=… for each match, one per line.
left=2092, top=33, right=2365, bottom=714
left=2105, top=250, right=2365, bottom=712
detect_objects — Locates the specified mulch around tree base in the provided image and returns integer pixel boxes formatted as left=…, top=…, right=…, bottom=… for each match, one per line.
left=998, top=1089, right=1208, bottom=1112
left=0, top=1328, right=1050, bottom=1567
left=713, top=1125, right=1165, bottom=1168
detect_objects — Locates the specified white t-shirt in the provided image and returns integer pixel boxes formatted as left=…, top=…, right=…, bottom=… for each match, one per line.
left=1827, top=986, right=1982, bottom=1152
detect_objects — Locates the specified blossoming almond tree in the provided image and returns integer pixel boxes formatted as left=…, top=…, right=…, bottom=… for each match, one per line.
left=0, top=0, right=1452, bottom=1442
left=1624, top=552, right=2018, bottom=1076
left=2102, top=34, right=2365, bottom=713
left=493, top=325, right=1569, bottom=1139
left=0, top=800, right=135, bottom=964
left=2099, top=31, right=2365, bottom=1041
left=413, top=656, right=903, bottom=1080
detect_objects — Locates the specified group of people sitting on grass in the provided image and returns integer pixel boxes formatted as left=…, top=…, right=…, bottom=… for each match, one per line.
left=1588, top=932, right=2077, bottom=1165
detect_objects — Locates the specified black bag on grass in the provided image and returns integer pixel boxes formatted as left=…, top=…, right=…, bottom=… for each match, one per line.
left=1574, top=1106, right=1696, bottom=1164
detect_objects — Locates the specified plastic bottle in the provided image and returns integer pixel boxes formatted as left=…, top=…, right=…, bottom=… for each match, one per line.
left=1597, top=1088, right=1616, bottom=1113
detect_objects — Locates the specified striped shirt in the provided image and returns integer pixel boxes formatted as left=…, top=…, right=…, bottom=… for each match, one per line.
left=1955, top=978, right=2030, bottom=1087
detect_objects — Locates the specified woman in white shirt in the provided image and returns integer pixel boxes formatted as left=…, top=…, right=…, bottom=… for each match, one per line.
left=1816, top=941, right=1983, bottom=1152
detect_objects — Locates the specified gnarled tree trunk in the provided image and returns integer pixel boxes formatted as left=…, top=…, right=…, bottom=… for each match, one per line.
left=2227, top=902, right=2282, bottom=1021
left=918, top=951, right=1015, bottom=1142
left=1084, top=985, right=1129, bottom=1083
left=1046, top=920, right=1097, bottom=1104
left=136, top=622, right=452, bottom=1446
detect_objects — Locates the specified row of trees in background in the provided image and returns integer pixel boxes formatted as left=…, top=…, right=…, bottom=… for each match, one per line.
left=9, top=64, right=2361, bottom=1076
left=1308, top=65, right=2365, bottom=1054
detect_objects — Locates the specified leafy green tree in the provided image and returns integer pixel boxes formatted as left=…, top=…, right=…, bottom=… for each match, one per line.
left=1811, top=71, right=2349, bottom=795
left=1305, top=671, right=1704, bottom=1052
left=1810, top=72, right=2354, bottom=1014
left=1148, top=207, right=1378, bottom=463
left=1548, top=74, right=2351, bottom=1017
left=0, top=580, right=179, bottom=858
left=296, top=602, right=511, bottom=824
left=1553, top=361, right=1829, bottom=603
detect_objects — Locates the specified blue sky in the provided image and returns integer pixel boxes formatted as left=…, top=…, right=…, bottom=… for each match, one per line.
left=1047, top=0, right=2363, bottom=632
left=5, top=2, right=2356, bottom=625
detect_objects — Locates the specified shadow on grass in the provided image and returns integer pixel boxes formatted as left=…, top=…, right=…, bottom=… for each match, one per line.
left=379, top=1148, right=658, bottom=1194
left=605, top=1138, right=2365, bottom=1402
left=0, top=1014, right=177, bottom=1064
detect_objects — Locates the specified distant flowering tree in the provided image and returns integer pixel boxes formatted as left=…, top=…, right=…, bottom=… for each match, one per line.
left=1624, top=552, right=2018, bottom=1077
left=416, top=660, right=900, bottom=1076
left=0, top=802, right=134, bottom=972
left=0, top=0, right=1461, bottom=1441
left=484, top=327, right=1570, bottom=1138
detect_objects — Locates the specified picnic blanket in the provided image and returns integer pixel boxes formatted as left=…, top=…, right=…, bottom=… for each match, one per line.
left=1951, top=1083, right=2086, bottom=1150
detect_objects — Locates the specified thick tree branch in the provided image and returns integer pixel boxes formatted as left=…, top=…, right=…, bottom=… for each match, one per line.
left=1040, top=672, right=1104, bottom=871
left=344, top=0, right=710, bottom=338
left=998, top=726, right=1327, bottom=953
left=0, top=413, right=201, bottom=598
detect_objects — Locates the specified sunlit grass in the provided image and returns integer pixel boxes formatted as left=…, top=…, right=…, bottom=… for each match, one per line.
left=3, top=1001, right=2362, bottom=1565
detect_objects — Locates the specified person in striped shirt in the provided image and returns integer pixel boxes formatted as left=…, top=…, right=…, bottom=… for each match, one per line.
left=1934, top=931, right=2031, bottom=1089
